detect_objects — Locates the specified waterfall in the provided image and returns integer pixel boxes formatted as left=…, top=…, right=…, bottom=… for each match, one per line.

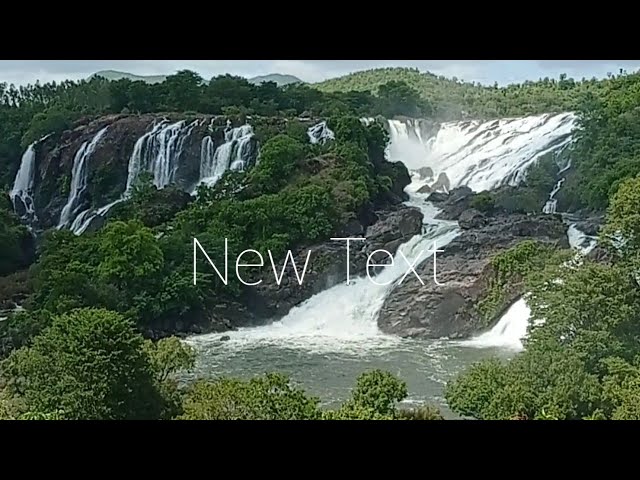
left=567, top=224, right=597, bottom=255
left=191, top=197, right=460, bottom=352
left=189, top=112, right=582, bottom=352
left=195, top=124, right=255, bottom=190
left=126, top=119, right=199, bottom=190
left=10, top=142, right=39, bottom=223
left=387, top=112, right=577, bottom=192
left=458, top=298, right=531, bottom=351
left=542, top=178, right=565, bottom=215
left=70, top=119, right=199, bottom=235
left=57, top=126, right=109, bottom=229
left=200, top=136, right=216, bottom=179
left=307, top=121, right=335, bottom=145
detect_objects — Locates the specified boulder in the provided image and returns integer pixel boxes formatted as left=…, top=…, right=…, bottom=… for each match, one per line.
left=458, top=209, right=487, bottom=229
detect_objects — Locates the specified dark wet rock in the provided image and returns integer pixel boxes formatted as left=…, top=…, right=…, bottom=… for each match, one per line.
left=377, top=213, right=569, bottom=340
left=571, top=215, right=604, bottom=237
left=458, top=209, right=487, bottom=229
left=416, top=166, right=434, bottom=180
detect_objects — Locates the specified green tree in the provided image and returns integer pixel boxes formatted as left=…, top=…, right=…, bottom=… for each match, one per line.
left=178, top=373, right=321, bottom=420
left=1, top=308, right=164, bottom=420
left=601, top=174, right=640, bottom=257
left=446, top=258, right=640, bottom=420
left=162, top=70, right=205, bottom=111
left=97, top=220, right=164, bottom=292
left=324, top=370, right=408, bottom=420
left=248, top=134, right=304, bottom=194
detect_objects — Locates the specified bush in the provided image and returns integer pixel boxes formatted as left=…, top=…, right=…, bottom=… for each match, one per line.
left=397, top=405, right=444, bottom=420
left=470, top=192, right=496, bottom=213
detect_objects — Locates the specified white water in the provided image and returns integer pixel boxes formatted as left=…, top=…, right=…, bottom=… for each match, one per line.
left=387, top=112, right=576, bottom=193
left=542, top=178, right=565, bottom=215
left=567, top=224, right=598, bottom=255
left=191, top=200, right=460, bottom=354
left=307, top=121, right=335, bottom=145
left=185, top=112, right=590, bottom=411
left=133, top=119, right=200, bottom=189
left=459, top=298, right=531, bottom=351
left=57, top=126, right=109, bottom=229
left=195, top=124, right=255, bottom=190
left=191, top=113, right=581, bottom=353
left=10, top=142, right=39, bottom=223
left=72, top=120, right=257, bottom=233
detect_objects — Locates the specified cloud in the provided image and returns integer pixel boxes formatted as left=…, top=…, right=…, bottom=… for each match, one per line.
left=2, top=60, right=640, bottom=87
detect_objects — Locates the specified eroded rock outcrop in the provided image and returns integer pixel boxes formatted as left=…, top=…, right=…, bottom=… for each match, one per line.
left=377, top=211, right=569, bottom=339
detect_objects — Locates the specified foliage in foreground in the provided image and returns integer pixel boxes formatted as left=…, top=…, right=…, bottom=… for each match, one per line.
left=0, top=307, right=442, bottom=420
left=179, top=369, right=443, bottom=421
left=445, top=179, right=640, bottom=420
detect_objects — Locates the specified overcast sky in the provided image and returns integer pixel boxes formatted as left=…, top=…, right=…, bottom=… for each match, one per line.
left=2, top=60, right=640, bottom=86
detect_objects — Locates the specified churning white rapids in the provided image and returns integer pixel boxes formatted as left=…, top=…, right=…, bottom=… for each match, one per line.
left=183, top=112, right=582, bottom=417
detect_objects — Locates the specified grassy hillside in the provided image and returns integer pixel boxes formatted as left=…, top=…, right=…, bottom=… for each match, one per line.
left=313, top=67, right=609, bottom=119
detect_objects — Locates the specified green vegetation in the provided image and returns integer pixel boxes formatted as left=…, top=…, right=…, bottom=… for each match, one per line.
left=0, top=195, right=33, bottom=276
left=3, top=65, right=640, bottom=420
left=556, top=73, right=640, bottom=211
left=443, top=73, right=640, bottom=420
left=476, top=241, right=571, bottom=326
left=0, top=305, right=440, bottom=420
left=315, top=67, right=613, bottom=120
left=178, top=369, right=434, bottom=421
left=445, top=179, right=640, bottom=419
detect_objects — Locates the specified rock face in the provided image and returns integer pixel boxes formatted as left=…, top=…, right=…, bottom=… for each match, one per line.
left=27, top=114, right=260, bottom=232
left=571, top=215, right=604, bottom=237
left=427, top=186, right=474, bottom=220
left=377, top=211, right=569, bottom=339
left=458, top=208, right=486, bottom=229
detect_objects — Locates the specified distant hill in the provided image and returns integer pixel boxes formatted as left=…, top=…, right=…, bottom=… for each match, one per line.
left=247, top=74, right=302, bottom=86
left=89, top=70, right=303, bottom=87
left=90, top=70, right=167, bottom=84
left=312, top=66, right=603, bottom=119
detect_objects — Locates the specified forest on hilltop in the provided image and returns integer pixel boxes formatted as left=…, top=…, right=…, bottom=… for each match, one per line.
left=314, top=66, right=627, bottom=119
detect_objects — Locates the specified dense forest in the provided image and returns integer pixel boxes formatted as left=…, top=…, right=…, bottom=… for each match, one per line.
left=2, top=66, right=640, bottom=419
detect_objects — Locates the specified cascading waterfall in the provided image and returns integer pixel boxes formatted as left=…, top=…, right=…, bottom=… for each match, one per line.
left=57, top=126, right=109, bottom=229
left=190, top=198, right=460, bottom=353
left=133, top=119, right=199, bottom=189
left=10, top=142, right=39, bottom=223
left=196, top=124, right=255, bottom=189
left=542, top=178, right=565, bottom=214
left=459, top=298, right=531, bottom=351
left=387, top=112, right=576, bottom=192
left=71, top=119, right=201, bottom=235
left=567, top=224, right=597, bottom=255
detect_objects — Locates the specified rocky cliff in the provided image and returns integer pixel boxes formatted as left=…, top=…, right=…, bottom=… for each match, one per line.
left=377, top=195, right=570, bottom=340
left=18, top=113, right=292, bottom=233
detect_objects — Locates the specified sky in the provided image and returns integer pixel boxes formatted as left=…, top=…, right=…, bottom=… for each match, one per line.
left=1, top=60, right=640, bottom=87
